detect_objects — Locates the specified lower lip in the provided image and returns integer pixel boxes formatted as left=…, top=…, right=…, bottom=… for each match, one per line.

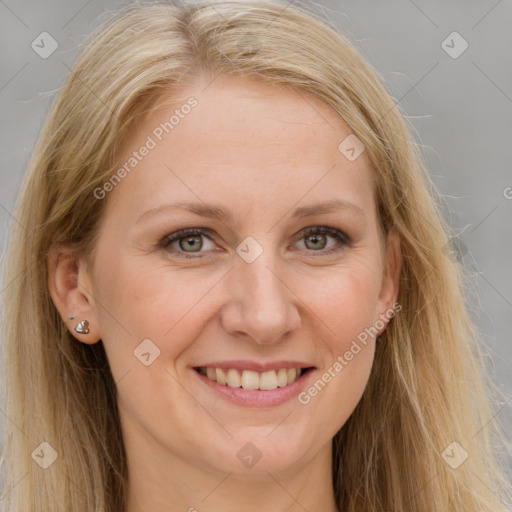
left=193, top=368, right=315, bottom=408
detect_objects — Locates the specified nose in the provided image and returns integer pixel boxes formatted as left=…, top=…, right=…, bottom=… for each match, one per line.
left=219, top=252, right=301, bottom=345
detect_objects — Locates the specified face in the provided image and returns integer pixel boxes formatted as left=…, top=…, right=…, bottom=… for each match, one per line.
left=67, top=74, right=399, bottom=479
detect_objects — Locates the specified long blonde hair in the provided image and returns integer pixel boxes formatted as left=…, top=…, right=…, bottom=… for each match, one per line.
left=1, top=1, right=510, bottom=510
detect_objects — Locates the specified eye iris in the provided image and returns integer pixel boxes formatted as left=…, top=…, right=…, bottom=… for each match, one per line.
left=179, top=235, right=203, bottom=252
left=305, top=232, right=327, bottom=250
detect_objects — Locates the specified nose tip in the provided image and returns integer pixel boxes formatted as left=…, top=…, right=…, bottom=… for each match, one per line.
left=219, top=259, right=301, bottom=345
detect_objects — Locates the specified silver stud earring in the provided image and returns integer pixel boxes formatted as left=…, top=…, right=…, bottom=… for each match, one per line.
left=74, top=320, right=90, bottom=334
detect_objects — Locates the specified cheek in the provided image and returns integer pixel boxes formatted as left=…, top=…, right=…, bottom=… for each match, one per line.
left=294, top=258, right=384, bottom=346
left=299, top=340, right=375, bottom=442
left=290, top=261, right=382, bottom=424
left=90, top=250, right=223, bottom=368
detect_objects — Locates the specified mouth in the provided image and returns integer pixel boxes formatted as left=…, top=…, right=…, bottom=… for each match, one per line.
left=193, top=365, right=315, bottom=391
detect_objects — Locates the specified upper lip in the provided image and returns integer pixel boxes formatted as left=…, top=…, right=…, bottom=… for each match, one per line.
left=193, top=360, right=315, bottom=372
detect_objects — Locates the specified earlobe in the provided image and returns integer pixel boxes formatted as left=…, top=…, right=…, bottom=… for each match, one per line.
left=47, top=243, right=101, bottom=344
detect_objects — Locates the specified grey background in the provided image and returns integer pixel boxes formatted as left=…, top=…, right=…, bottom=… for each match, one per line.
left=1, top=0, right=511, bottom=470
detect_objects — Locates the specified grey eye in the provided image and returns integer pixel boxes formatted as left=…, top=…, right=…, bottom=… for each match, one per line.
left=178, top=234, right=203, bottom=252
left=303, top=232, right=328, bottom=250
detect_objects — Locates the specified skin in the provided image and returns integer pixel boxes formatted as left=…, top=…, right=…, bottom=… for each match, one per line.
left=49, top=73, right=401, bottom=512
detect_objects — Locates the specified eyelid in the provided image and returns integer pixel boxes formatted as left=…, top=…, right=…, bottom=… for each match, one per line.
left=289, top=226, right=351, bottom=256
left=160, top=227, right=213, bottom=247
left=160, top=225, right=351, bottom=258
left=294, top=225, right=350, bottom=246
left=160, top=227, right=216, bottom=258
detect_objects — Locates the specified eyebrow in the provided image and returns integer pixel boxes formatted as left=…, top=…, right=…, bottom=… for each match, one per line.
left=136, top=198, right=365, bottom=224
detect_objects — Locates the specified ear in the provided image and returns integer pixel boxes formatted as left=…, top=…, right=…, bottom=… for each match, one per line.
left=375, top=228, right=402, bottom=335
left=47, top=243, right=101, bottom=344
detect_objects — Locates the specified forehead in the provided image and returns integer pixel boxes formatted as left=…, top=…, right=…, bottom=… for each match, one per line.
left=104, top=74, right=375, bottom=225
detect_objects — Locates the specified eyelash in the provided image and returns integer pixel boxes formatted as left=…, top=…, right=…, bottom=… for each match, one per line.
left=160, top=226, right=350, bottom=259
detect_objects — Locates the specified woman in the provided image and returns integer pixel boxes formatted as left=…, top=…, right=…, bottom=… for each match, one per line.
left=1, top=1, right=510, bottom=511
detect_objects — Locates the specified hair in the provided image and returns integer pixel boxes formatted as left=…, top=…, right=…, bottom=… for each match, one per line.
left=1, top=1, right=510, bottom=510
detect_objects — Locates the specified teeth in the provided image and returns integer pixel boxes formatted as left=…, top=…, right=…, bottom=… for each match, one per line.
left=276, top=368, right=288, bottom=387
left=216, top=368, right=227, bottom=385
left=226, top=369, right=241, bottom=388
left=199, top=366, right=305, bottom=390
left=260, top=370, right=278, bottom=390
left=287, top=368, right=297, bottom=382
left=241, top=370, right=260, bottom=390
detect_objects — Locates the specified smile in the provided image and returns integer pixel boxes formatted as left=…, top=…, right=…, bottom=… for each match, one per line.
left=195, top=366, right=306, bottom=390
left=192, top=362, right=316, bottom=407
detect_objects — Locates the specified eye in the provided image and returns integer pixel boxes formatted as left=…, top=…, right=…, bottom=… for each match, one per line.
left=293, top=226, right=349, bottom=254
left=160, top=228, right=216, bottom=258
left=160, top=225, right=350, bottom=259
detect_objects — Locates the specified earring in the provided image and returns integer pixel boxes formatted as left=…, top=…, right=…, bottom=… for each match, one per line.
left=74, top=320, right=90, bottom=334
